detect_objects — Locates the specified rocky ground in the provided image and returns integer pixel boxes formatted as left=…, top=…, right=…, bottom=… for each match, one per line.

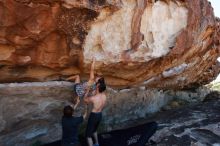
left=124, top=92, right=220, bottom=146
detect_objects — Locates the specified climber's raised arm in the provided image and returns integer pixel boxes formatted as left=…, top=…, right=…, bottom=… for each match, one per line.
left=66, top=75, right=80, bottom=84
left=88, top=58, right=95, bottom=85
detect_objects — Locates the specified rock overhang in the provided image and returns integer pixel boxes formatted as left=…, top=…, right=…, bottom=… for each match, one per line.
left=0, top=0, right=219, bottom=89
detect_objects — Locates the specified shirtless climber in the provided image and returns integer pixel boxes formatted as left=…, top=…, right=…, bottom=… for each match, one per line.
left=84, top=76, right=107, bottom=146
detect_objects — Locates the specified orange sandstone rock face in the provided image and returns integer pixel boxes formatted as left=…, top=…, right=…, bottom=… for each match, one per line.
left=0, top=0, right=219, bottom=89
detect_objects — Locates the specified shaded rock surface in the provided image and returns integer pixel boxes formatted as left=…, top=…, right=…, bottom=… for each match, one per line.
left=0, top=81, right=211, bottom=146
left=123, top=92, right=220, bottom=146
left=0, top=0, right=219, bottom=89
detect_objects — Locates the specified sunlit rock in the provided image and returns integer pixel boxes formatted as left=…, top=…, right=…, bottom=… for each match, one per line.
left=0, top=0, right=219, bottom=89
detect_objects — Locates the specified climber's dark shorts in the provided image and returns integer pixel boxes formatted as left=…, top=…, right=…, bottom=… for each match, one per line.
left=86, top=112, right=102, bottom=137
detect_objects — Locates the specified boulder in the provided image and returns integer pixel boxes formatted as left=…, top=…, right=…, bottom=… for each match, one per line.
left=0, top=0, right=219, bottom=89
